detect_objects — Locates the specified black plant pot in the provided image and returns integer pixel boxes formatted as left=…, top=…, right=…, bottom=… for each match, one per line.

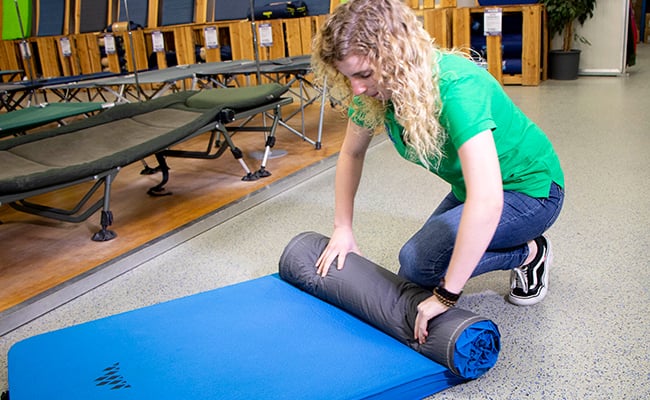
left=548, top=49, right=581, bottom=80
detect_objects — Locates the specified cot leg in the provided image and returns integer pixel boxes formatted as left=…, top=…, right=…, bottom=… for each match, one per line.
left=232, top=146, right=256, bottom=181
left=140, top=159, right=161, bottom=175
left=147, top=153, right=173, bottom=196
left=92, top=210, right=116, bottom=241
left=92, top=173, right=117, bottom=241
left=217, top=126, right=257, bottom=181
left=254, top=105, right=282, bottom=179
left=255, top=135, right=275, bottom=179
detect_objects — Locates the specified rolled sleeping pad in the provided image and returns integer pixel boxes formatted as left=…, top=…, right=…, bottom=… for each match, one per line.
left=111, top=21, right=130, bottom=32
left=503, top=58, right=523, bottom=74
left=470, top=34, right=523, bottom=59
left=278, top=231, right=501, bottom=380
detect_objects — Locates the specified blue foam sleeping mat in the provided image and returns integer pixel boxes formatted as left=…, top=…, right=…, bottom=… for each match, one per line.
left=8, top=275, right=467, bottom=399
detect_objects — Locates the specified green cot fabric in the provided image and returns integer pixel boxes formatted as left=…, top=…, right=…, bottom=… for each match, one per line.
left=0, top=102, right=107, bottom=138
left=0, top=84, right=288, bottom=195
left=185, top=84, right=287, bottom=110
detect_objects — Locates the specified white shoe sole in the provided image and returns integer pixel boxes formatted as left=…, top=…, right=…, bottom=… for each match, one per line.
left=508, top=238, right=552, bottom=306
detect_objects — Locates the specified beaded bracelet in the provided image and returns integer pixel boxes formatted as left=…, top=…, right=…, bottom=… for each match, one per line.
left=433, top=285, right=462, bottom=307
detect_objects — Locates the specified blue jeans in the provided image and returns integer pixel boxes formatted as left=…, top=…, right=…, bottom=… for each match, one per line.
left=397, top=182, right=565, bottom=290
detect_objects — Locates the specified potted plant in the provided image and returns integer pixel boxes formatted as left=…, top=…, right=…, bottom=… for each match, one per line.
left=541, top=0, right=597, bottom=80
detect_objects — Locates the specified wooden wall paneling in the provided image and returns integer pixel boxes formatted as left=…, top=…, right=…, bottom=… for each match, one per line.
left=156, top=50, right=168, bottom=68
left=107, top=0, right=116, bottom=23
left=519, top=5, right=541, bottom=86
left=205, top=0, right=215, bottom=23
left=32, top=36, right=63, bottom=78
left=230, top=20, right=254, bottom=61
left=452, top=7, right=471, bottom=52
left=438, top=0, right=456, bottom=8
left=63, top=33, right=83, bottom=76
left=541, top=6, right=547, bottom=81
left=331, top=0, right=445, bottom=12
left=226, top=20, right=253, bottom=86
left=422, top=8, right=452, bottom=49
left=195, top=0, right=207, bottom=23
left=148, top=0, right=160, bottom=28
left=0, top=40, right=21, bottom=72
left=299, top=16, right=313, bottom=54
left=410, top=0, right=448, bottom=10
left=283, top=19, right=303, bottom=57
left=312, top=14, right=328, bottom=35
left=34, top=0, right=41, bottom=34
left=101, top=33, right=123, bottom=73
left=60, top=35, right=84, bottom=76
left=58, top=35, right=80, bottom=77
left=246, top=19, right=284, bottom=82
left=454, top=5, right=543, bottom=86
left=73, top=0, right=81, bottom=33
left=19, top=42, right=38, bottom=80
left=203, top=47, right=220, bottom=62
left=143, top=28, right=173, bottom=70
left=63, top=0, right=72, bottom=35
left=196, top=24, right=221, bottom=63
left=120, top=29, right=149, bottom=72
left=75, top=33, right=103, bottom=74
left=172, top=25, right=196, bottom=66
left=276, top=16, right=313, bottom=57
left=191, top=25, right=203, bottom=60
left=254, top=20, right=276, bottom=84
left=254, top=19, right=285, bottom=62
left=486, top=35, right=503, bottom=84
left=147, top=29, right=170, bottom=69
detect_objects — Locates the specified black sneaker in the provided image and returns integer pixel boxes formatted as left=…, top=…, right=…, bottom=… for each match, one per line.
left=508, top=236, right=552, bottom=306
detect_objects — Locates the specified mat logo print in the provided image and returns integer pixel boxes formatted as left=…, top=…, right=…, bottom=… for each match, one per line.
left=95, top=362, right=132, bottom=390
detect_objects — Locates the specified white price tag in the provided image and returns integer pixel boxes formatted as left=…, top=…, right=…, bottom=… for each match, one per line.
left=484, top=8, right=502, bottom=36
left=104, top=34, right=117, bottom=54
left=259, top=23, right=273, bottom=47
left=152, top=31, right=165, bottom=52
left=60, top=37, right=72, bottom=57
left=19, top=41, right=31, bottom=58
left=204, top=26, right=219, bottom=49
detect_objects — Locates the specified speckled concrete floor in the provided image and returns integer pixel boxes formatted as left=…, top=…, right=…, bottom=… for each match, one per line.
left=1, top=45, right=649, bottom=399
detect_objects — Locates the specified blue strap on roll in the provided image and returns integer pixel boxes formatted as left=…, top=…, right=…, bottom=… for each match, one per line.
left=279, top=231, right=501, bottom=380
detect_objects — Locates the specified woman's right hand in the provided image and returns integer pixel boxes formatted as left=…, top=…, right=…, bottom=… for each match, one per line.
left=315, top=226, right=361, bottom=277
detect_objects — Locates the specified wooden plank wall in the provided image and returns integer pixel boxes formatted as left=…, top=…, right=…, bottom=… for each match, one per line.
left=452, top=4, right=544, bottom=86
left=1, top=1, right=488, bottom=83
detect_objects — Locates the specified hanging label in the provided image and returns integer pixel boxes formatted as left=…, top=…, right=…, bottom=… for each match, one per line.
left=204, top=26, right=219, bottom=49
left=152, top=31, right=165, bottom=52
left=484, top=8, right=502, bottom=36
left=19, top=41, right=31, bottom=59
left=104, top=34, right=117, bottom=54
left=259, top=23, right=273, bottom=47
left=60, top=37, right=72, bottom=57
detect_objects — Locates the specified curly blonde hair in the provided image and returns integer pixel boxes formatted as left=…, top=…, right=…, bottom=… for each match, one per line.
left=312, top=0, right=445, bottom=166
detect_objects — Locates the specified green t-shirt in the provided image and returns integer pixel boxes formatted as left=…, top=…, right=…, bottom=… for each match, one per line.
left=350, top=53, right=564, bottom=201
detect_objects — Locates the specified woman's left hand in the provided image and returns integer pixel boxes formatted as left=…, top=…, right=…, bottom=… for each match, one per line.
left=414, top=295, right=449, bottom=344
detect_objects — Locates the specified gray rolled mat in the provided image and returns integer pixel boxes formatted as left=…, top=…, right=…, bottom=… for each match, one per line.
left=278, top=231, right=501, bottom=379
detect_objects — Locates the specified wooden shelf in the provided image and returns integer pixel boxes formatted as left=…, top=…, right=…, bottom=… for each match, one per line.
left=453, top=4, right=546, bottom=86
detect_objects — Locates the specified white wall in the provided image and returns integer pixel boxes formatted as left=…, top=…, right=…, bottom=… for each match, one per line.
left=551, top=0, right=630, bottom=75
